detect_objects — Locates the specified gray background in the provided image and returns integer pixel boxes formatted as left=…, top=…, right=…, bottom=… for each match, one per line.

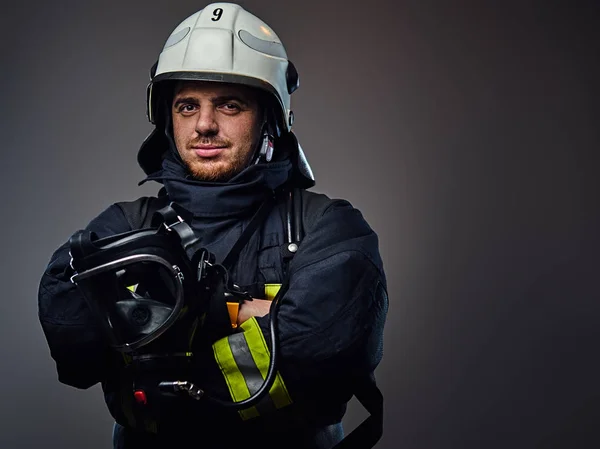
left=1, top=1, right=599, bottom=448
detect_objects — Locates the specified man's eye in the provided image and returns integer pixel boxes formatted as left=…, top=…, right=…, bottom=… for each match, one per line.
left=221, top=103, right=240, bottom=111
left=180, top=104, right=196, bottom=112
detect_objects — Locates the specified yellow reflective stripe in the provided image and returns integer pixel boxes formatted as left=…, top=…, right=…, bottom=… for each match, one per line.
left=240, top=318, right=292, bottom=410
left=212, top=335, right=260, bottom=419
left=264, top=283, right=281, bottom=301
left=213, top=317, right=292, bottom=420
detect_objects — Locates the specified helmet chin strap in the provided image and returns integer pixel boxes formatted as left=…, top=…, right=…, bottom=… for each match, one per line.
left=251, top=109, right=276, bottom=165
left=252, top=124, right=274, bottom=165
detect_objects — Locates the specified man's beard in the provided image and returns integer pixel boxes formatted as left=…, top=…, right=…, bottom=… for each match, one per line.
left=184, top=147, right=256, bottom=182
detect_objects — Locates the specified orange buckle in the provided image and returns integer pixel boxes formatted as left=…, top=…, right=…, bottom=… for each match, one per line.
left=226, top=301, right=240, bottom=328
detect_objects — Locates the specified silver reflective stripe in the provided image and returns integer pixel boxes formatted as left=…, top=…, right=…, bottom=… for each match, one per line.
left=238, top=29, right=287, bottom=58
left=227, top=332, right=277, bottom=416
left=164, top=27, right=190, bottom=49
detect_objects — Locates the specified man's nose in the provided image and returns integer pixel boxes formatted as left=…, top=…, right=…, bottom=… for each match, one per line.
left=195, top=107, right=219, bottom=135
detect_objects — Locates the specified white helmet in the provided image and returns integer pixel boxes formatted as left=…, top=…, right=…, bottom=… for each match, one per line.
left=138, top=2, right=314, bottom=186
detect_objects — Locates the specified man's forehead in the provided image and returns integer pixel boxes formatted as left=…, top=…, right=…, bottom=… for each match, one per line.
left=172, top=80, right=258, bottom=99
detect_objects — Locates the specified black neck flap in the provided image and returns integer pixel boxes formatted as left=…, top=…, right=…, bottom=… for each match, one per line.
left=220, top=190, right=280, bottom=271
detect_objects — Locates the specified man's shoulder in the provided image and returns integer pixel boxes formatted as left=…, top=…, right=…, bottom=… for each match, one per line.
left=294, top=189, right=384, bottom=273
left=114, top=195, right=165, bottom=207
left=299, top=189, right=335, bottom=212
left=114, top=194, right=169, bottom=230
left=299, top=189, right=353, bottom=213
left=299, top=188, right=368, bottom=233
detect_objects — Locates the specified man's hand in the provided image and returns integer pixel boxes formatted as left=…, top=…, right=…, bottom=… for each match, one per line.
left=237, top=298, right=272, bottom=325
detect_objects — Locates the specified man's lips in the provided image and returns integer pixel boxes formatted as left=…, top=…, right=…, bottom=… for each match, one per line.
left=192, top=146, right=226, bottom=157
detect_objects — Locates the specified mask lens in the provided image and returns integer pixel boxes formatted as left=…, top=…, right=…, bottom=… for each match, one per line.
left=73, top=255, right=184, bottom=352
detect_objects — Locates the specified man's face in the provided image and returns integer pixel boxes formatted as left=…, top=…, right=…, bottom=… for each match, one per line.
left=171, top=81, right=263, bottom=182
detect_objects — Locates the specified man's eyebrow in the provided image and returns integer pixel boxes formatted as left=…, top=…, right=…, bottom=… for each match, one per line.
left=173, top=96, right=198, bottom=107
left=172, top=95, right=251, bottom=107
left=212, top=95, right=250, bottom=105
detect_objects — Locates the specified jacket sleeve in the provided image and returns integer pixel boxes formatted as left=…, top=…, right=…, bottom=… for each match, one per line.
left=211, top=198, right=388, bottom=420
left=38, top=204, right=132, bottom=389
left=273, top=199, right=388, bottom=389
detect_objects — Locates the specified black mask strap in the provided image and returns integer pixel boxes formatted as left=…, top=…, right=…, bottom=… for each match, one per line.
left=149, top=202, right=210, bottom=270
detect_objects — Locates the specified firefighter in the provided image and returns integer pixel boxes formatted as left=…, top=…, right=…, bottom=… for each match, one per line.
left=38, top=3, right=388, bottom=448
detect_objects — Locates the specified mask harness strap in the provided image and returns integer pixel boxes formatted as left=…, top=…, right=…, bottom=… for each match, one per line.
left=150, top=201, right=201, bottom=260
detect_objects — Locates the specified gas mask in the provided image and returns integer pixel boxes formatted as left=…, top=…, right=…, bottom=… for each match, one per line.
left=69, top=202, right=239, bottom=355
left=68, top=202, right=257, bottom=417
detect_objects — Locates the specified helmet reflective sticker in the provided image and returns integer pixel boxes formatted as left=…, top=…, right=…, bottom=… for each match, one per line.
left=163, top=27, right=190, bottom=49
left=238, top=30, right=287, bottom=58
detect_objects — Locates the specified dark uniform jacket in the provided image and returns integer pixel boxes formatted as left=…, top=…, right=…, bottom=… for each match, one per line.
left=38, top=152, right=388, bottom=448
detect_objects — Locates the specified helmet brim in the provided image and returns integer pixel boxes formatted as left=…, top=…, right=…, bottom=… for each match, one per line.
left=149, top=72, right=285, bottom=126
